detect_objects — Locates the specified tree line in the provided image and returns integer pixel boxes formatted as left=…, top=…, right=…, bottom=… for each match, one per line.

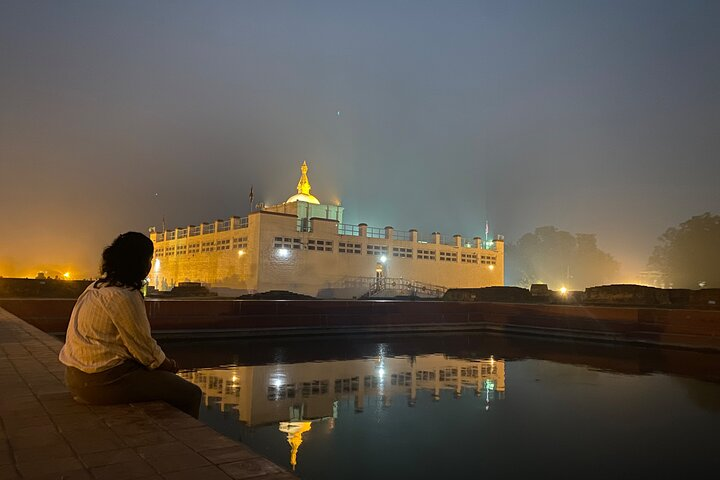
left=504, top=212, right=719, bottom=290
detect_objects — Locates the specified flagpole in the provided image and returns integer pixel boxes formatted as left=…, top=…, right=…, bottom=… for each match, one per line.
left=248, top=185, right=254, bottom=214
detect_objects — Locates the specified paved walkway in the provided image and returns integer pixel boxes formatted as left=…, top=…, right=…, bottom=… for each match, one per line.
left=0, top=307, right=296, bottom=480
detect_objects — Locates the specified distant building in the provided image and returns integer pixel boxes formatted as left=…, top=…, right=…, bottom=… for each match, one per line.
left=149, top=162, right=504, bottom=297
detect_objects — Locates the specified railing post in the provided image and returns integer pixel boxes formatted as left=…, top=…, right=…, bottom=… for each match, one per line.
left=454, top=234, right=462, bottom=248
left=474, top=236, right=483, bottom=249
left=410, top=229, right=418, bottom=242
left=385, top=226, right=394, bottom=239
left=359, top=223, right=367, bottom=237
left=432, top=232, right=440, bottom=244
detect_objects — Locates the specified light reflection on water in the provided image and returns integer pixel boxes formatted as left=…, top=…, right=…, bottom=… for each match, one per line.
left=166, top=335, right=720, bottom=480
left=180, top=354, right=504, bottom=472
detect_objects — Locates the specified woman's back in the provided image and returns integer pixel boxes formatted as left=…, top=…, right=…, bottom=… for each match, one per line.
left=60, top=283, right=165, bottom=374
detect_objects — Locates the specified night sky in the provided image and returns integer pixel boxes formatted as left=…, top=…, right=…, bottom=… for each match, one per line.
left=1, top=0, right=718, bottom=280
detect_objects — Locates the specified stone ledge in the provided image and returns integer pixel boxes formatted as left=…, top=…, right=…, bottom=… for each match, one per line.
left=0, top=307, right=296, bottom=480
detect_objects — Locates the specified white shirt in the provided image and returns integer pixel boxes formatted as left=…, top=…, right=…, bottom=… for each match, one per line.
left=59, top=283, right=166, bottom=373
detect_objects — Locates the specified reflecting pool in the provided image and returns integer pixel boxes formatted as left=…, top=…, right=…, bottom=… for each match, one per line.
left=163, top=334, right=720, bottom=479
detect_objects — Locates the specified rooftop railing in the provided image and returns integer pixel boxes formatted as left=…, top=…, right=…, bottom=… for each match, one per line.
left=152, top=214, right=499, bottom=250
left=417, top=232, right=434, bottom=244
left=438, top=234, right=455, bottom=246
left=297, top=218, right=312, bottom=233
left=338, top=224, right=360, bottom=236
left=366, top=226, right=386, bottom=239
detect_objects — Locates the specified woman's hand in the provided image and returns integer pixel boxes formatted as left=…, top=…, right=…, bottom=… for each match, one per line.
left=158, top=357, right=179, bottom=373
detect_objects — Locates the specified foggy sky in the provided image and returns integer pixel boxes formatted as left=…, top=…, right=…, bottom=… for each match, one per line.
left=1, top=0, right=718, bottom=280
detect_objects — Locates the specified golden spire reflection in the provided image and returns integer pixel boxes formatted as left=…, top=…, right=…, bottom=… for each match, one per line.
left=279, top=421, right=313, bottom=470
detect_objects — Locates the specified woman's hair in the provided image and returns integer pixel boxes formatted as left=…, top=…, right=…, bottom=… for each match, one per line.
left=95, top=232, right=154, bottom=291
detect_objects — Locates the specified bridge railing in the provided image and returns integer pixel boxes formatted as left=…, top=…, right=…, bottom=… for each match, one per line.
left=337, top=276, right=447, bottom=298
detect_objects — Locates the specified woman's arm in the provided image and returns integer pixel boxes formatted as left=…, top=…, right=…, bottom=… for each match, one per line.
left=157, top=357, right=179, bottom=373
left=105, top=289, right=168, bottom=369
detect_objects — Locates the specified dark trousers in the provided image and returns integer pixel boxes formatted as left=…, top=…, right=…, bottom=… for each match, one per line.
left=65, top=361, right=203, bottom=418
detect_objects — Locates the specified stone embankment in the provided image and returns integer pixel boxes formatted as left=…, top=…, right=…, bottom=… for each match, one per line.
left=0, top=307, right=296, bottom=479
left=2, top=298, right=719, bottom=351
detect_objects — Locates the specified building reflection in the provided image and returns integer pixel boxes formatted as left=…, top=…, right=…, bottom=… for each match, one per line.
left=179, top=354, right=505, bottom=469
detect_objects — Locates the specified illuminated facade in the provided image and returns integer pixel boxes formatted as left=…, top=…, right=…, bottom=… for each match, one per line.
left=149, top=162, right=504, bottom=297
left=179, top=355, right=505, bottom=470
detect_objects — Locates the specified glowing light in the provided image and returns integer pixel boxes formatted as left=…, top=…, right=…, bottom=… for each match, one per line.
left=488, top=265, right=495, bottom=271
left=277, top=248, right=289, bottom=258
left=154, top=258, right=161, bottom=272
left=560, top=287, right=568, bottom=295
left=379, top=255, right=387, bottom=263
left=270, top=372, right=286, bottom=388
left=238, top=249, right=245, bottom=257
left=377, top=367, right=385, bottom=377
left=62, top=272, right=70, bottom=279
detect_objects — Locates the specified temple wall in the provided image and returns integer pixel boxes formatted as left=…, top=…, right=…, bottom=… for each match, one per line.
left=150, top=208, right=504, bottom=297
left=150, top=215, right=259, bottom=292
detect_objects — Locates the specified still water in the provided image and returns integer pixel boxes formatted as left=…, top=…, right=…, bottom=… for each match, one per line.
left=163, top=334, right=720, bottom=479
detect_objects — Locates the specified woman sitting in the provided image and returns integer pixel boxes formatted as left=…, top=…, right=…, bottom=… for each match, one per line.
left=59, top=232, right=202, bottom=418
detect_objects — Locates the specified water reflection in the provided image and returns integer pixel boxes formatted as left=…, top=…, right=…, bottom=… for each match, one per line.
left=179, top=354, right=504, bottom=469
left=164, top=334, right=720, bottom=479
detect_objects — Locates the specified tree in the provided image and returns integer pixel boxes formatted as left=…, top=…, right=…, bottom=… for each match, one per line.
left=648, top=212, right=720, bottom=288
left=505, top=226, right=620, bottom=289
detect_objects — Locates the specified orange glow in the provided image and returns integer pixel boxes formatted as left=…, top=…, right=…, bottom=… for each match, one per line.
left=63, top=272, right=71, bottom=279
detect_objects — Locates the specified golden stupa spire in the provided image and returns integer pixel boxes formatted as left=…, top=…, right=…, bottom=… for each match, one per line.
left=286, top=161, right=320, bottom=204
left=296, top=161, right=312, bottom=196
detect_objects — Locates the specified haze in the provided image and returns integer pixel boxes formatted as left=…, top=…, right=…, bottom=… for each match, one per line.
left=1, top=0, right=718, bottom=280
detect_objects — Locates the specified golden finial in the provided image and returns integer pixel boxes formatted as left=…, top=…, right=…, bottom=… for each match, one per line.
left=296, top=161, right=312, bottom=196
